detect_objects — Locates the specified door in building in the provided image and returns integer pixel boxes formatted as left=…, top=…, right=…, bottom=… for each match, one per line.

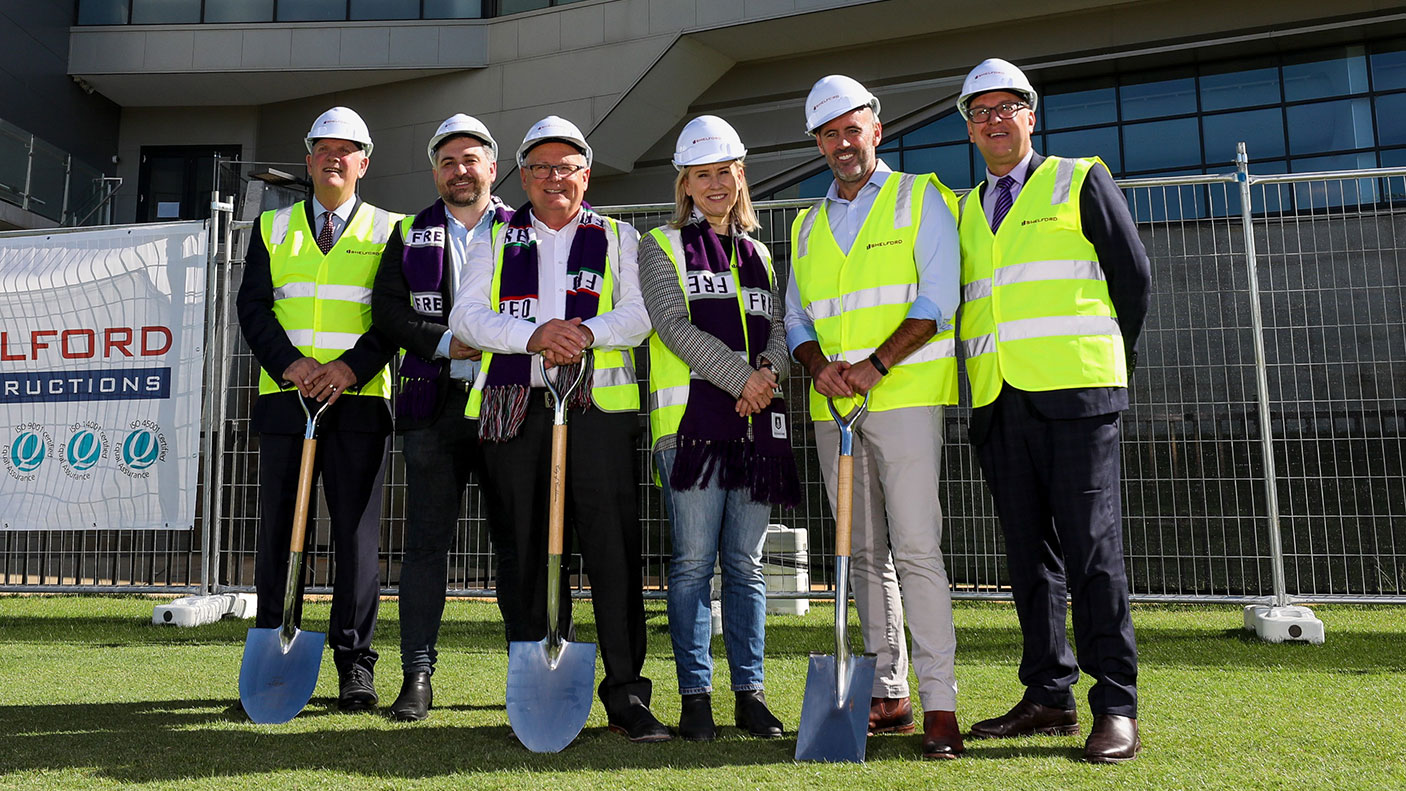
left=137, top=145, right=241, bottom=222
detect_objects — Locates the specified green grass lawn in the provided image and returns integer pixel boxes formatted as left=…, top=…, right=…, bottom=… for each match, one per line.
left=0, top=596, right=1403, bottom=790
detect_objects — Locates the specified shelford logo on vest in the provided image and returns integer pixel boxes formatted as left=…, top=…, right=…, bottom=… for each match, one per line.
left=1021, top=216, right=1057, bottom=226
left=865, top=239, right=903, bottom=250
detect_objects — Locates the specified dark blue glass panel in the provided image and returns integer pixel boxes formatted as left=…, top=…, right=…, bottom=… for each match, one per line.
left=424, top=0, right=485, bottom=16
left=1208, top=160, right=1289, bottom=217
left=1125, top=170, right=1206, bottom=222
left=1202, top=108, right=1285, bottom=163
left=351, top=0, right=418, bottom=19
left=77, top=0, right=129, bottom=24
left=1290, top=152, right=1378, bottom=209
left=204, top=0, right=273, bottom=21
left=1371, top=45, right=1406, bottom=91
left=904, top=144, right=972, bottom=190
left=1283, top=49, right=1370, bottom=101
left=796, top=169, right=832, bottom=200
left=131, top=0, right=200, bottom=23
left=1287, top=99, right=1374, bottom=155
left=1046, top=127, right=1121, bottom=174
left=1042, top=86, right=1116, bottom=129
left=499, top=0, right=551, bottom=13
left=900, top=112, right=967, bottom=147
left=1120, top=77, right=1196, bottom=121
left=1382, top=147, right=1406, bottom=167
left=878, top=151, right=901, bottom=171
left=277, top=0, right=346, bottom=21
left=1123, top=117, right=1200, bottom=172
left=1376, top=94, right=1406, bottom=147
left=1200, top=64, right=1280, bottom=111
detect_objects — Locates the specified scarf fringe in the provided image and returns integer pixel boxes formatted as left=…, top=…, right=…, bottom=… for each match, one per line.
left=477, top=385, right=531, bottom=442
left=670, top=437, right=800, bottom=508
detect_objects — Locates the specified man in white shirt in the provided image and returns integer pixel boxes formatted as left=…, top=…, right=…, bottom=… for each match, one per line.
left=449, top=116, right=667, bottom=742
left=372, top=114, right=516, bottom=722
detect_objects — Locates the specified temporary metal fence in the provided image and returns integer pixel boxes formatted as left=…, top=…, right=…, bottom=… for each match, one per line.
left=2, top=150, right=1402, bottom=605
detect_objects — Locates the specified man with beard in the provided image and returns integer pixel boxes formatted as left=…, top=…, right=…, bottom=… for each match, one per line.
left=371, top=114, right=515, bottom=721
left=784, top=75, right=965, bottom=758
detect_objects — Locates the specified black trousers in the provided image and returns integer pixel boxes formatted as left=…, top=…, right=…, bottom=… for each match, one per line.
left=480, top=397, right=651, bottom=718
left=973, top=389, right=1139, bottom=718
left=397, top=388, right=521, bottom=674
left=255, top=428, right=390, bottom=675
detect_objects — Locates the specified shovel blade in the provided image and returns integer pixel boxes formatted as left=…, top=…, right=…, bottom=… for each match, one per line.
left=794, top=652, right=877, bottom=763
left=505, top=637, right=597, bottom=753
left=238, top=625, right=326, bottom=724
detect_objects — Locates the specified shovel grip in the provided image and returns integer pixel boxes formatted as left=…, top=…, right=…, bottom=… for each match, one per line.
left=289, top=438, right=318, bottom=552
left=548, top=423, right=567, bottom=556
left=835, top=453, right=853, bottom=558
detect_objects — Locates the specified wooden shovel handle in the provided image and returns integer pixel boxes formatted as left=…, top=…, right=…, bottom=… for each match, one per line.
left=548, top=423, right=567, bottom=555
left=835, top=453, right=853, bottom=559
left=289, top=438, right=317, bottom=552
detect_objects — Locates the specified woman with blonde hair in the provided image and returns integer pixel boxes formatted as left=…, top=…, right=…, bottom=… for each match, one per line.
left=639, top=115, right=800, bottom=741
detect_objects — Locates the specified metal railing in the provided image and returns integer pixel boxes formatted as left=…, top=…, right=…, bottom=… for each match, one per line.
left=0, top=116, right=116, bottom=227
left=3, top=151, right=1403, bottom=605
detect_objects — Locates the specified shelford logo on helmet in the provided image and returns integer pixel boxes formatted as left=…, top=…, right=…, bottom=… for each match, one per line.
left=1, top=325, right=175, bottom=405
left=811, top=94, right=844, bottom=114
left=2, top=423, right=53, bottom=482
left=691, top=135, right=723, bottom=145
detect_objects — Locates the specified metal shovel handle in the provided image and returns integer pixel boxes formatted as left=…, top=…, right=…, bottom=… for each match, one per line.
left=539, top=356, right=586, bottom=656
left=827, top=392, right=868, bottom=684
left=281, top=396, right=331, bottom=641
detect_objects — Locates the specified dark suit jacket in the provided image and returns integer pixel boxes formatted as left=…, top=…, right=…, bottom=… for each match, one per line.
left=370, top=220, right=465, bottom=431
left=968, top=153, right=1153, bottom=443
left=236, top=198, right=396, bottom=435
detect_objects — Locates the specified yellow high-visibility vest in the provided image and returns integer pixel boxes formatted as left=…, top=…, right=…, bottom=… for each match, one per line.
left=258, top=200, right=399, bottom=399
left=957, top=156, right=1127, bottom=409
left=790, top=172, right=960, bottom=421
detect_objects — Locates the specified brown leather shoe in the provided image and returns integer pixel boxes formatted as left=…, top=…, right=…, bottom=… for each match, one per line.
left=921, top=710, right=964, bottom=759
left=968, top=700, right=1079, bottom=739
left=868, top=696, right=916, bottom=734
left=1083, top=714, right=1140, bottom=763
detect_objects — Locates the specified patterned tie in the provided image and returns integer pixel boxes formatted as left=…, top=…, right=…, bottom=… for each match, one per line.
left=991, top=175, right=1015, bottom=232
left=316, top=211, right=335, bottom=254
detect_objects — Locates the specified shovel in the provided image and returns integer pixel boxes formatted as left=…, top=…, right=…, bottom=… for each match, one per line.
left=795, top=392, right=877, bottom=763
left=506, top=356, right=597, bottom=753
left=239, top=395, right=331, bottom=724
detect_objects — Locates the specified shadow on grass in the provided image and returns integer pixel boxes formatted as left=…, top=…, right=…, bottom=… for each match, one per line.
left=0, top=699, right=802, bottom=782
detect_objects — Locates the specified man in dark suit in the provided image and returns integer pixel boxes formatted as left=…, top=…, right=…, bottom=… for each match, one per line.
left=236, top=106, right=400, bottom=713
left=371, top=114, right=516, bottom=722
left=954, top=59, right=1152, bottom=763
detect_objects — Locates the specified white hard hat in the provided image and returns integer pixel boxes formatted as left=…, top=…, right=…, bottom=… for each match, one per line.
left=672, top=115, right=747, bottom=171
left=305, top=106, right=374, bottom=157
left=957, top=58, right=1039, bottom=120
left=804, top=75, right=881, bottom=134
left=515, top=115, right=593, bottom=167
left=427, top=114, right=497, bottom=166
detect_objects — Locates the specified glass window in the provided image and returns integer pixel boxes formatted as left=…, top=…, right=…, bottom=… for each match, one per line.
left=1371, top=42, right=1406, bottom=91
left=1202, top=108, right=1285, bottom=163
left=1123, top=117, right=1200, bottom=172
left=424, top=0, right=485, bottom=17
left=900, top=112, right=967, bottom=147
left=1287, top=98, right=1374, bottom=155
left=1042, top=86, right=1117, bottom=129
left=1120, top=75, right=1197, bottom=120
left=499, top=0, right=551, bottom=13
left=878, top=151, right=900, bottom=171
left=878, top=137, right=899, bottom=152
left=77, top=0, right=129, bottom=24
left=130, top=0, right=200, bottom=23
left=1283, top=47, right=1370, bottom=101
left=795, top=170, right=832, bottom=200
left=1200, top=62, right=1281, bottom=111
left=1127, top=172, right=1206, bottom=223
left=351, top=0, right=418, bottom=19
left=1382, top=147, right=1406, bottom=168
left=1376, top=93, right=1406, bottom=147
left=904, top=144, right=972, bottom=190
left=1290, top=152, right=1378, bottom=209
left=204, top=0, right=273, bottom=22
left=1046, top=127, right=1121, bottom=173
left=277, top=0, right=346, bottom=21
left=1208, top=160, right=1289, bottom=217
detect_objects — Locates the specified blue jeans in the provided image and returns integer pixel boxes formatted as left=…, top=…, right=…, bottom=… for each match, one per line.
left=656, top=448, right=770, bottom=695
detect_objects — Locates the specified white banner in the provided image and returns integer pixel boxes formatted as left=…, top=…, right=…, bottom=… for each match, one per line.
left=0, top=221, right=208, bottom=530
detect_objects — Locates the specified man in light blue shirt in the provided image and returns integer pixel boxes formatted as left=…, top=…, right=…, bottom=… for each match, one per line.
left=371, top=114, right=514, bottom=722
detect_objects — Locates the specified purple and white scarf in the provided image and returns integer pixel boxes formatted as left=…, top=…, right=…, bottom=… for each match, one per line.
left=398, top=196, right=510, bottom=420
left=478, top=202, right=609, bottom=442
left=667, top=219, right=800, bottom=507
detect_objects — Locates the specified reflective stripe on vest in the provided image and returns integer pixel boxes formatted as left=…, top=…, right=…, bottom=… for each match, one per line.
left=467, top=214, right=639, bottom=417
left=644, top=226, right=776, bottom=463
left=957, top=156, right=1126, bottom=408
left=257, top=200, right=400, bottom=399
left=790, top=172, right=960, bottom=420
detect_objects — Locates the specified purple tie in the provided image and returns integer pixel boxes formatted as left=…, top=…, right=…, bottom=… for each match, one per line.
left=316, top=211, right=335, bottom=254
left=991, top=175, right=1014, bottom=232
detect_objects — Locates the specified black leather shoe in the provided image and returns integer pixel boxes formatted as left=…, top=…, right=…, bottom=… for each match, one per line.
left=679, top=693, right=716, bottom=741
left=1083, top=715, right=1140, bottom=763
left=337, top=665, right=378, bottom=713
left=969, top=700, right=1078, bottom=739
left=608, top=703, right=672, bottom=742
left=389, top=671, right=432, bottom=722
left=734, top=690, right=783, bottom=738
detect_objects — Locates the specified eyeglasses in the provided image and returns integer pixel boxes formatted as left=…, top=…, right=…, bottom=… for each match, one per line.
left=967, top=101, right=1030, bottom=124
left=524, top=163, right=586, bottom=180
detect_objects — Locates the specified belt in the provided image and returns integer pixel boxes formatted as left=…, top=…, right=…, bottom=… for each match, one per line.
left=448, top=378, right=472, bottom=393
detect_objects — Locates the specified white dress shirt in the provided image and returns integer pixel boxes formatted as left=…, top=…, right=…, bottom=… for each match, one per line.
left=449, top=207, right=649, bottom=388
left=311, top=195, right=357, bottom=247
left=783, top=161, right=961, bottom=353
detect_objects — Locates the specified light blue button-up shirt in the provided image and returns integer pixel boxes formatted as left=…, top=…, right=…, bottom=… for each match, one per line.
left=433, top=206, right=498, bottom=382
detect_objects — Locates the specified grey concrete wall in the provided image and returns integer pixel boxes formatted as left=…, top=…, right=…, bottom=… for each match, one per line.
left=112, top=107, right=260, bottom=223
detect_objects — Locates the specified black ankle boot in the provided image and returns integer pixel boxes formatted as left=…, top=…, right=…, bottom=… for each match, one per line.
left=679, top=692, right=716, bottom=741
left=735, top=690, right=783, bottom=738
left=389, top=671, right=432, bottom=722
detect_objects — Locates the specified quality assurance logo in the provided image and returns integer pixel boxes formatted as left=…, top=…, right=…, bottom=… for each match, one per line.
left=2, top=423, right=53, bottom=481
left=60, top=421, right=109, bottom=480
left=117, top=419, right=167, bottom=478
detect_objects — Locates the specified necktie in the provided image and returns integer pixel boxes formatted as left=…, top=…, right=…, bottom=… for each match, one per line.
left=316, top=211, right=335, bottom=254
left=991, top=175, right=1015, bottom=232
